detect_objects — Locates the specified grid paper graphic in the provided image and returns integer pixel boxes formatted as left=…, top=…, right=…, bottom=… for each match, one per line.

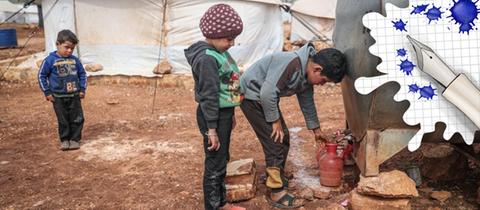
left=356, top=0, right=480, bottom=151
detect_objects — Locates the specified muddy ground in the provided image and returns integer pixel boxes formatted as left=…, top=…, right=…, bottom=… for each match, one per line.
left=1, top=23, right=479, bottom=210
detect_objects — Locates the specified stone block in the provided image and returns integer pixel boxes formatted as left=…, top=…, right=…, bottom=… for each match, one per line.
left=357, top=170, right=418, bottom=198
left=225, top=158, right=257, bottom=202
left=350, top=190, right=411, bottom=210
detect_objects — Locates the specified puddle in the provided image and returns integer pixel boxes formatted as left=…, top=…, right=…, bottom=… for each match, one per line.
left=288, top=127, right=321, bottom=188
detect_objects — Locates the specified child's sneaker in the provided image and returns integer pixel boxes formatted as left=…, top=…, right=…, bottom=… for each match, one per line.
left=60, top=141, right=69, bottom=151
left=69, top=140, right=80, bottom=150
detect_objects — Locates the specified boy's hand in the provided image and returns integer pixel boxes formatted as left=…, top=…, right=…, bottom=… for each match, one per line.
left=46, top=95, right=54, bottom=102
left=79, top=92, right=85, bottom=99
left=271, top=119, right=284, bottom=143
left=207, top=129, right=220, bottom=151
left=313, top=128, right=328, bottom=142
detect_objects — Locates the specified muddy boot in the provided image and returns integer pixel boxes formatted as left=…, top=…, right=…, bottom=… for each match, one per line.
left=60, top=141, right=69, bottom=151
left=261, top=170, right=290, bottom=188
left=69, top=140, right=80, bottom=150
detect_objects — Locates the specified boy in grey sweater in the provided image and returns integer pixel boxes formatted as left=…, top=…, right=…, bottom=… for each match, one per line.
left=240, top=43, right=347, bottom=208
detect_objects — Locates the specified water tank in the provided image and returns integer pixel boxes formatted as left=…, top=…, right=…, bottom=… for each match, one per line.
left=0, top=28, right=18, bottom=48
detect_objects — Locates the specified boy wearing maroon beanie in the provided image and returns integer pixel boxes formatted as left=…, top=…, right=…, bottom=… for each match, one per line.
left=184, top=4, right=245, bottom=210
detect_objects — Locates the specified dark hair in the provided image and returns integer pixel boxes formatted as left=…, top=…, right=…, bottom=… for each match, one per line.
left=312, top=48, right=347, bottom=83
left=56, top=29, right=79, bottom=45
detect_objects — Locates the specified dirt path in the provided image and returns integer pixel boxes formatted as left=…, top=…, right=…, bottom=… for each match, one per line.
left=0, top=82, right=345, bottom=209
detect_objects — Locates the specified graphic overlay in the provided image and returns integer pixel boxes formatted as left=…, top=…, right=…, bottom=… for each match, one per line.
left=357, top=0, right=480, bottom=151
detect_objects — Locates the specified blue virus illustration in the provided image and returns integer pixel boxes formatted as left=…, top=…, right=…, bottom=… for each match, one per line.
left=448, top=0, right=480, bottom=34
left=411, top=4, right=429, bottom=14
left=392, top=19, right=408, bottom=31
left=418, top=84, right=437, bottom=100
left=425, top=5, right=444, bottom=23
left=397, top=48, right=407, bottom=57
left=399, top=58, right=416, bottom=75
left=408, top=83, right=420, bottom=93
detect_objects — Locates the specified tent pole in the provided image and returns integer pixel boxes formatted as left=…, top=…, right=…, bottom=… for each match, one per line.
left=73, top=0, right=81, bottom=58
left=152, top=0, right=169, bottom=114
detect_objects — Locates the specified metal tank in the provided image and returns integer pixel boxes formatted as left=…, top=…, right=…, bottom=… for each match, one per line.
left=333, top=0, right=479, bottom=176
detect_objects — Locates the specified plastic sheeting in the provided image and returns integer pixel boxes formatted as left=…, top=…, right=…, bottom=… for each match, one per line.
left=41, top=0, right=283, bottom=76
left=43, top=0, right=76, bottom=53
left=0, top=1, right=39, bottom=23
left=290, top=0, right=336, bottom=42
left=291, top=0, right=336, bottom=19
left=290, top=13, right=334, bottom=42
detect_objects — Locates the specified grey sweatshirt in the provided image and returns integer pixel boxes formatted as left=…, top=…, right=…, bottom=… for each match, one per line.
left=240, top=43, right=320, bottom=130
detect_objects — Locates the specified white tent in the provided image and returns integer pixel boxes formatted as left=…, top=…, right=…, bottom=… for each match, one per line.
left=0, top=1, right=38, bottom=24
left=290, top=0, right=336, bottom=42
left=41, top=0, right=284, bottom=76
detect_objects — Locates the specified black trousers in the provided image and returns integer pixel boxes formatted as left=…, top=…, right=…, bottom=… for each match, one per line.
left=52, top=95, right=84, bottom=142
left=196, top=105, right=234, bottom=210
left=240, top=99, right=290, bottom=188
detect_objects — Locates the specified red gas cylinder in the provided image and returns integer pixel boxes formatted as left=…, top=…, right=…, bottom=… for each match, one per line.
left=317, top=143, right=344, bottom=187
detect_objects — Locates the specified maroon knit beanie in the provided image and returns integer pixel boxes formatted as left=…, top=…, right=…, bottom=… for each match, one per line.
left=199, top=4, right=243, bottom=39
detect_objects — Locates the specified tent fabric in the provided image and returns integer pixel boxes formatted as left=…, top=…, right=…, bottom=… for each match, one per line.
left=289, top=0, right=336, bottom=42
left=0, top=1, right=38, bottom=23
left=43, top=0, right=76, bottom=53
left=41, top=0, right=283, bottom=76
left=290, top=12, right=334, bottom=42
left=290, top=0, right=336, bottom=19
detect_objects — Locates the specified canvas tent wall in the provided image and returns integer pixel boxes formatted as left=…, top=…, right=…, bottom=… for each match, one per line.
left=290, top=0, right=336, bottom=42
left=40, top=0, right=284, bottom=76
left=0, top=1, right=38, bottom=23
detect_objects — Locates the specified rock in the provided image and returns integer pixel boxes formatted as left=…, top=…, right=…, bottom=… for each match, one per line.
left=312, top=40, right=331, bottom=51
left=313, top=186, right=333, bottom=199
left=35, top=59, right=43, bottom=68
left=153, top=59, right=172, bottom=74
left=427, top=207, right=442, bottom=210
left=418, top=187, right=433, bottom=194
left=418, top=198, right=432, bottom=205
left=283, top=39, right=293, bottom=51
left=421, top=151, right=467, bottom=181
left=0, top=161, right=9, bottom=165
left=299, top=187, right=314, bottom=201
left=225, top=158, right=256, bottom=202
left=106, top=98, right=119, bottom=105
left=226, top=158, right=254, bottom=176
left=356, top=170, right=418, bottom=198
left=85, top=63, right=103, bottom=72
left=421, top=143, right=454, bottom=158
left=311, top=184, right=343, bottom=200
left=350, top=190, right=411, bottom=210
left=430, top=191, right=451, bottom=203
left=22, top=24, right=37, bottom=29
left=316, top=203, right=346, bottom=210
left=2, top=67, right=37, bottom=83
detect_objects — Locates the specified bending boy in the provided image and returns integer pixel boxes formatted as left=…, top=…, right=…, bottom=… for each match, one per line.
left=240, top=43, right=347, bottom=208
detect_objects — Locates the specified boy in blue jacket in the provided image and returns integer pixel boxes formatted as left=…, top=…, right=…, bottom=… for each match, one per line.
left=38, top=29, right=87, bottom=151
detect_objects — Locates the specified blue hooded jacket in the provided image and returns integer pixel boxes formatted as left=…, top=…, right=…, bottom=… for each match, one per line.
left=38, top=51, right=87, bottom=96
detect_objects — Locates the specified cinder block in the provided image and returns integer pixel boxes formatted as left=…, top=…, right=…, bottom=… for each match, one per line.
left=225, top=158, right=257, bottom=202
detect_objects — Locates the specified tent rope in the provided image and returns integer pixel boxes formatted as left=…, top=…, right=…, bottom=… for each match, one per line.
left=0, top=0, right=36, bottom=26
left=280, top=5, right=331, bottom=42
left=151, top=0, right=168, bottom=114
left=1, top=0, right=60, bottom=80
left=1, top=27, right=40, bottom=80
